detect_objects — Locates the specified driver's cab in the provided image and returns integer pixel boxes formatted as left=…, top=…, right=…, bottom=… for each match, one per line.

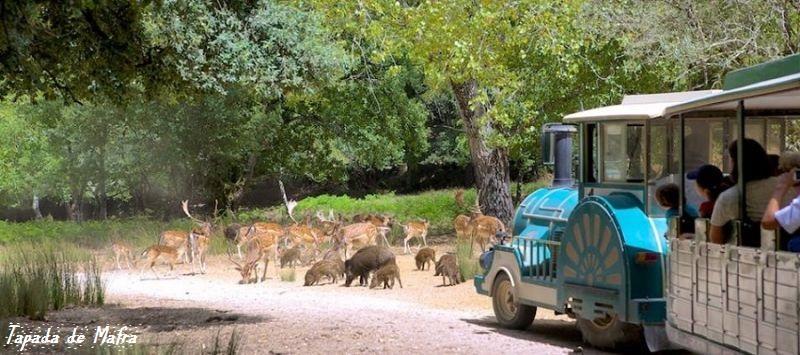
left=563, top=91, right=721, bottom=228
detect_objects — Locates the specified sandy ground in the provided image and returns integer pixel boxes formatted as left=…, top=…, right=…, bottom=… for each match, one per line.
left=8, top=245, right=617, bottom=354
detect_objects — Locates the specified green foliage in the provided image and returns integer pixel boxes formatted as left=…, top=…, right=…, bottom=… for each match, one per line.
left=279, top=268, right=297, bottom=282
left=583, top=0, right=800, bottom=89
left=0, top=243, right=104, bottom=320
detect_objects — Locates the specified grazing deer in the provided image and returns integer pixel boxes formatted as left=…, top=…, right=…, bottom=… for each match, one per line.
left=111, top=241, right=135, bottom=270
left=230, top=231, right=279, bottom=283
left=402, top=220, right=430, bottom=254
left=453, top=214, right=472, bottom=239
left=228, top=244, right=265, bottom=284
left=335, top=222, right=378, bottom=258
left=139, top=245, right=180, bottom=279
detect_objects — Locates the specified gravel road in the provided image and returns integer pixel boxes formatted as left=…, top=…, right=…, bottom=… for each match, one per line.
left=96, top=248, right=609, bottom=355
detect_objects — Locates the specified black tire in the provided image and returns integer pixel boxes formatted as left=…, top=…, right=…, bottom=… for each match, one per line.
left=491, top=273, right=536, bottom=330
left=576, top=314, right=646, bottom=351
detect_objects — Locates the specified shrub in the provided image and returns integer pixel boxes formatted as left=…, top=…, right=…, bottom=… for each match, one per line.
left=279, top=268, right=296, bottom=282
left=455, top=239, right=480, bottom=281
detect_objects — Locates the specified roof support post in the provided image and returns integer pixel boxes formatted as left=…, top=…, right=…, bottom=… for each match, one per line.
left=679, top=114, right=685, bottom=218
left=737, top=100, right=746, bottom=243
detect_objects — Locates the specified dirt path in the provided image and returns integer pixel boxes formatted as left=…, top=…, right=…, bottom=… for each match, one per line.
left=95, top=246, right=606, bottom=354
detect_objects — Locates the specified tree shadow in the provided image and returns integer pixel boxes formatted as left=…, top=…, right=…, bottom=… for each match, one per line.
left=44, top=305, right=269, bottom=332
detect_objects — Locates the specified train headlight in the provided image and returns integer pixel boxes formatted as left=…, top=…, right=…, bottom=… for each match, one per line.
left=479, top=250, right=494, bottom=270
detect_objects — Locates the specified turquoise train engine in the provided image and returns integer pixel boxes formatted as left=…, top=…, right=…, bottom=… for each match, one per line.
left=475, top=92, right=719, bottom=350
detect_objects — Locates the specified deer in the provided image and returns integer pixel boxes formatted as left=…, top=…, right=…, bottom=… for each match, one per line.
left=467, top=194, right=506, bottom=252
left=334, top=222, right=378, bottom=259
left=111, top=241, right=135, bottom=270
left=402, top=220, right=430, bottom=254
left=315, top=210, right=343, bottom=243
left=453, top=214, right=472, bottom=240
left=139, top=245, right=180, bottom=280
left=181, top=200, right=216, bottom=273
left=233, top=229, right=280, bottom=283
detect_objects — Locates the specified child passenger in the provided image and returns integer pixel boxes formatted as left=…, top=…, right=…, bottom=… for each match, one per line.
left=656, top=183, right=699, bottom=218
left=687, top=164, right=728, bottom=219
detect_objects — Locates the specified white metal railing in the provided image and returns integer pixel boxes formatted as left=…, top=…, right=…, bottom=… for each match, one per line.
left=513, top=236, right=560, bottom=283
left=667, top=236, right=800, bottom=355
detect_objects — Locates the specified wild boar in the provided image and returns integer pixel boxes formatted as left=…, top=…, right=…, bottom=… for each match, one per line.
left=304, top=260, right=341, bottom=286
left=344, top=245, right=396, bottom=287
left=415, top=247, right=436, bottom=271
left=435, top=254, right=463, bottom=286
left=280, top=245, right=302, bottom=268
left=370, top=262, right=403, bottom=289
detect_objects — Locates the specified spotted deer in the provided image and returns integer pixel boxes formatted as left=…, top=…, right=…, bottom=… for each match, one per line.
left=139, top=245, right=180, bottom=279
left=402, top=220, right=430, bottom=254
left=229, top=230, right=279, bottom=283
left=335, top=222, right=378, bottom=258
left=111, top=241, right=135, bottom=270
left=181, top=200, right=215, bottom=273
left=467, top=196, right=506, bottom=252
left=453, top=214, right=472, bottom=240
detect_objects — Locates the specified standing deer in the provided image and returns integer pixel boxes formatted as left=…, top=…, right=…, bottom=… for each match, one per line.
left=467, top=195, right=506, bottom=252
left=335, top=222, right=378, bottom=258
left=315, top=210, right=342, bottom=243
left=402, top=220, right=430, bottom=254
left=453, top=214, right=472, bottom=239
left=111, top=241, right=135, bottom=270
left=181, top=200, right=215, bottom=273
left=139, top=245, right=180, bottom=280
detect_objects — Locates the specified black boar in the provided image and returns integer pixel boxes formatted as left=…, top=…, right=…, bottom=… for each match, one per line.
left=415, top=247, right=436, bottom=271
left=344, top=245, right=396, bottom=287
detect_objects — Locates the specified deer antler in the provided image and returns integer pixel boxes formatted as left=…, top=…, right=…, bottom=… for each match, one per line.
left=278, top=180, right=298, bottom=223
left=227, top=249, right=242, bottom=269
left=181, top=200, right=204, bottom=224
left=316, top=210, right=329, bottom=222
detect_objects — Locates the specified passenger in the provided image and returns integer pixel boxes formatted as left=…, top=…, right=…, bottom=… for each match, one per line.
left=761, top=152, right=800, bottom=251
left=687, top=164, right=728, bottom=219
left=709, top=139, right=775, bottom=245
left=655, top=183, right=698, bottom=218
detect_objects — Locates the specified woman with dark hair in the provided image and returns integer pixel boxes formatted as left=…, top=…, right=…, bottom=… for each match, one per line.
left=709, top=139, right=777, bottom=245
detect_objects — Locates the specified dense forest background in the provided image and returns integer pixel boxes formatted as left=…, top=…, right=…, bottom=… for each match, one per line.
left=0, top=0, right=797, bottom=222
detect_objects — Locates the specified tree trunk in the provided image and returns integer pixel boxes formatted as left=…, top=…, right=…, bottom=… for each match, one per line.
left=32, top=194, right=43, bottom=219
left=451, top=79, right=514, bottom=224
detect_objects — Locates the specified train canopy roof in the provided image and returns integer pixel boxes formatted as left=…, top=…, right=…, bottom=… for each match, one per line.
left=663, top=72, right=800, bottom=116
left=562, top=90, right=720, bottom=123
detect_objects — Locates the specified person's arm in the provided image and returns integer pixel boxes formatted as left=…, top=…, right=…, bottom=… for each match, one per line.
left=762, top=172, right=793, bottom=230
left=709, top=195, right=731, bottom=244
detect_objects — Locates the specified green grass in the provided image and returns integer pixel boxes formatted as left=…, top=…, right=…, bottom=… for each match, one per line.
left=0, top=243, right=105, bottom=321
left=279, top=268, right=296, bottom=282
left=455, top=239, right=480, bottom=281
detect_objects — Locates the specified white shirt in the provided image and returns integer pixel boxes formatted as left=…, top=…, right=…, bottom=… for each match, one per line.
left=775, top=194, right=800, bottom=233
left=710, top=177, right=786, bottom=227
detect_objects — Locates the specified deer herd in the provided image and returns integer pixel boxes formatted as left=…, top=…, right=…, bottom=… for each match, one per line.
left=110, top=189, right=506, bottom=289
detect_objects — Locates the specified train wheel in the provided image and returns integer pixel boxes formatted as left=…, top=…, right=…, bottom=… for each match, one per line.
left=576, top=313, right=645, bottom=351
left=492, top=273, right=536, bottom=329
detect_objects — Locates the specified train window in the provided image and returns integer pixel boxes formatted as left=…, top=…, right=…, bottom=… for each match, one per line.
left=602, top=123, right=644, bottom=182
left=584, top=123, right=598, bottom=183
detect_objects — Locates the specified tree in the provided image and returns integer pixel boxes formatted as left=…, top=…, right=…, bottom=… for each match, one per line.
left=584, top=0, right=800, bottom=89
